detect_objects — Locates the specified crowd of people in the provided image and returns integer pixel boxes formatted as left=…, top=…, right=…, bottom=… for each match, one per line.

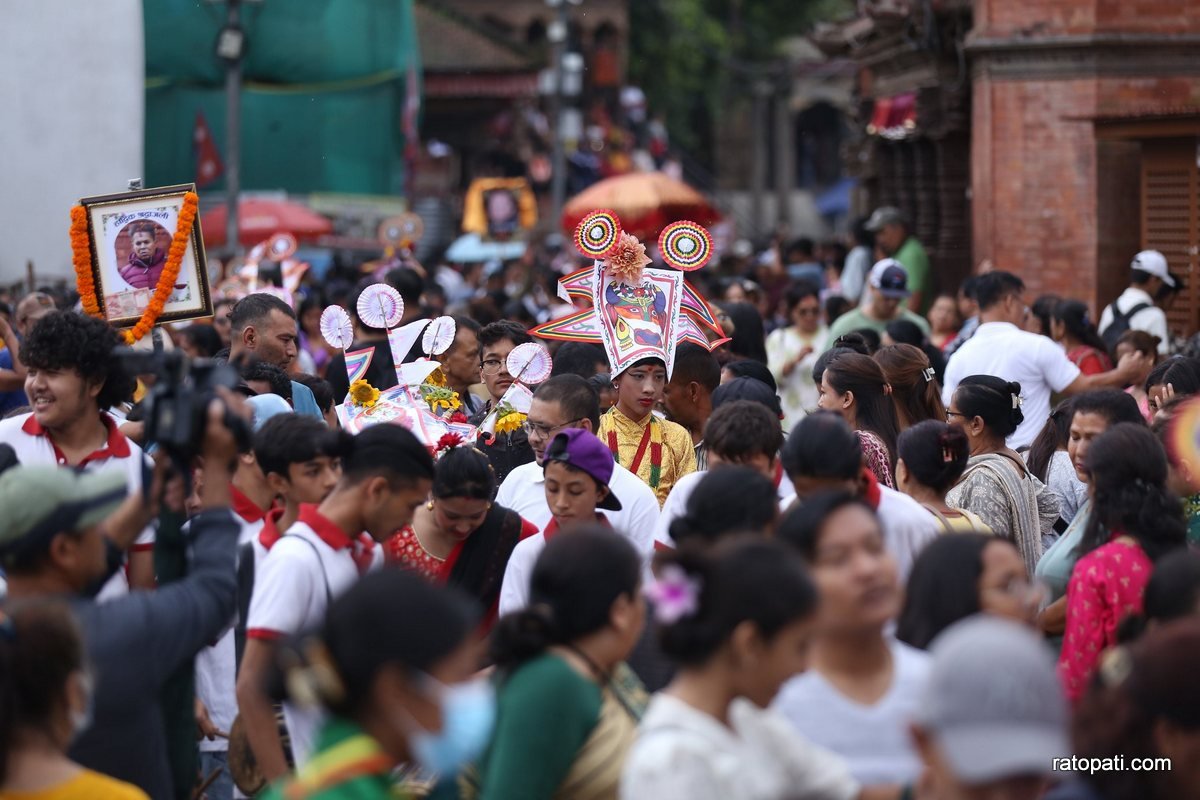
left=2, top=206, right=1200, bottom=800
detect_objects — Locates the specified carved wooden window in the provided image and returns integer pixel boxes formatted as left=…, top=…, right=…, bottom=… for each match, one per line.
left=1141, top=138, right=1199, bottom=341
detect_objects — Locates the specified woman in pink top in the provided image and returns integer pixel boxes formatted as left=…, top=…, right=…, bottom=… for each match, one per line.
left=1059, top=423, right=1187, bottom=702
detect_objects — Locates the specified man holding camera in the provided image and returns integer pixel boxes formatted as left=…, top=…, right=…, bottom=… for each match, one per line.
left=0, top=310, right=156, bottom=594
left=0, top=392, right=245, bottom=800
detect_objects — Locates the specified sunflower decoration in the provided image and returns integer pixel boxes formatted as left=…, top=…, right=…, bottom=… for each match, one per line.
left=491, top=400, right=527, bottom=436
left=421, top=384, right=462, bottom=414
left=349, top=379, right=381, bottom=409
left=424, top=365, right=448, bottom=387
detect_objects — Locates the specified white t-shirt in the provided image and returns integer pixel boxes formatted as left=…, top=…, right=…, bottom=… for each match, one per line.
left=0, top=412, right=155, bottom=600
left=942, top=321, right=1081, bottom=449
left=495, top=459, right=659, bottom=559
left=1098, top=286, right=1169, bottom=355
left=772, top=640, right=930, bottom=786
left=622, top=694, right=859, bottom=800
left=194, top=494, right=265, bottom=754
left=654, top=468, right=795, bottom=549
left=245, top=507, right=382, bottom=767
left=876, top=485, right=940, bottom=583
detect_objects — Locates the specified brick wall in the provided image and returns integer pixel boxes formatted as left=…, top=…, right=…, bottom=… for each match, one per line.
left=975, top=0, right=1200, bottom=37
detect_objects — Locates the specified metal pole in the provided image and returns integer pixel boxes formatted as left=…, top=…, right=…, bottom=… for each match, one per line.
left=750, top=81, right=770, bottom=239
left=773, top=73, right=794, bottom=231
left=549, top=1, right=569, bottom=233
left=224, top=0, right=242, bottom=257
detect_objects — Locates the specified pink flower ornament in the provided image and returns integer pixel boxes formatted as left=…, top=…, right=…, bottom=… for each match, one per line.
left=644, top=564, right=702, bottom=624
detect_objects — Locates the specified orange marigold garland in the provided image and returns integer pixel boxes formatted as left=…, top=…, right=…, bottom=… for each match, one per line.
left=70, top=205, right=100, bottom=317
left=70, top=191, right=199, bottom=344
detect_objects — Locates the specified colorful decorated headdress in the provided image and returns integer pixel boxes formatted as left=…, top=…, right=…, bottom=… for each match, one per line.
left=531, top=211, right=727, bottom=378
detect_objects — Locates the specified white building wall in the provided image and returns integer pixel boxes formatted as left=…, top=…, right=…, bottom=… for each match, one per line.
left=0, top=0, right=144, bottom=284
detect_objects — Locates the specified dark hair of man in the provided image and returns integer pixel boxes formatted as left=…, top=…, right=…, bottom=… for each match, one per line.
left=254, top=413, right=343, bottom=479
left=971, top=271, right=1025, bottom=311
left=959, top=275, right=980, bottom=300
left=432, top=445, right=496, bottom=502
left=824, top=295, right=851, bottom=326
left=230, top=293, right=296, bottom=335
left=781, top=411, right=863, bottom=481
left=723, top=359, right=777, bottom=393
left=656, top=539, right=818, bottom=667
left=0, top=599, right=85, bottom=784
left=240, top=360, right=292, bottom=403
left=668, top=466, right=778, bottom=547
left=549, top=342, right=608, bottom=380
left=384, top=266, right=425, bottom=307
left=953, top=375, right=1024, bottom=438
left=672, top=343, right=720, bottom=393
left=129, top=220, right=158, bottom=239
left=1130, top=267, right=1154, bottom=286
left=339, top=424, right=434, bottom=488
left=705, top=400, right=782, bottom=462
left=777, top=489, right=877, bottom=563
left=181, top=324, right=224, bottom=358
left=21, top=311, right=136, bottom=411
left=293, top=373, right=334, bottom=414
left=895, top=535, right=991, bottom=650
left=310, top=569, right=477, bottom=717
left=1080, top=423, right=1185, bottom=562
left=477, top=320, right=532, bottom=361
left=532, top=374, right=601, bottom=430
left=711, top=376, right=782, bottom=418
left=490, top=528, right=641, bottom=671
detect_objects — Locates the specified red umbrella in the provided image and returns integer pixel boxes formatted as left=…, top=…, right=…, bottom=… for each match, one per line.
left=201, top=198, right=333, bottom=248
left=562, top=172, right=720, bottom=240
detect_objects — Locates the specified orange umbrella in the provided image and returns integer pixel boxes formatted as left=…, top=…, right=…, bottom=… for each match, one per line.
left=562, top=172, right=719, bottom=240
left=201, top=198, right=333, bottom=248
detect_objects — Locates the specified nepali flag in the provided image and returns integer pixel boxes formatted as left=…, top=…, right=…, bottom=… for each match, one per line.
left=193, top=111, right=224, bottom=188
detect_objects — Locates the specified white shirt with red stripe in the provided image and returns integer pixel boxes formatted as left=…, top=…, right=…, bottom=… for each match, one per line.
left=194, top=487, right=266, bottom=754
left=245, top=505, right=382, bottom=768
left=0, top=412, right=154, bottom=599
left=498, top=512, right=611, bottom=618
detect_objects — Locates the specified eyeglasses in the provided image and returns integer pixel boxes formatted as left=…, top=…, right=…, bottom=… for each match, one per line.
left=946, top=411, right=968, bottom=422
left=480, top=358, right=504, bottom=375
left=522, top=417, right=584, bottom=440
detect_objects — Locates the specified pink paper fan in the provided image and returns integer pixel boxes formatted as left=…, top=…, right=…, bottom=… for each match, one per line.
left=422, top=316, right=457, bottom=356
left=506, top=342, right=553, bottom=385
left=320, top=305, right=354, bottom=350
left=356, top=284, right=404, bottom=330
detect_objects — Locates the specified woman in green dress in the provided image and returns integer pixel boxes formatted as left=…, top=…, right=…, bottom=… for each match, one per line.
left=262, top=570, right=494, bottom=800
left=472, top=527, right=647, bottom=800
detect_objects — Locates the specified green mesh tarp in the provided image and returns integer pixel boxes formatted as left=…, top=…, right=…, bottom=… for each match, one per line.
left=143, top=0, right=420, bottom=195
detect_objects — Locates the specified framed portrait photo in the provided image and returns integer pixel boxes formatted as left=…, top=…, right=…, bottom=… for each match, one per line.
left=79, top=183, right=213, bottom=327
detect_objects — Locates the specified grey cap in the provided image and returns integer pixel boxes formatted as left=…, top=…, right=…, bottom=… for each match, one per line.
left=864, top=206, right=906, bottom=232
left=913, top=616, right=1069, bottom=784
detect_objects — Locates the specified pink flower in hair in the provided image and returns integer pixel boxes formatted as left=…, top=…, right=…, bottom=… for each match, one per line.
left=644, top=564, right=702, bottom=624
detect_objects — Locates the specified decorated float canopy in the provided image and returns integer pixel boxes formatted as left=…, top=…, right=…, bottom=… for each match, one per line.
left=320, top=280, right=553, bottom=449
left=530, top=210, right=728, bottom=379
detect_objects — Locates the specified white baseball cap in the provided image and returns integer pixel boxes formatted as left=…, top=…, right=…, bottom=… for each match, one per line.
left=1132, top=250, right=1175, bottom=287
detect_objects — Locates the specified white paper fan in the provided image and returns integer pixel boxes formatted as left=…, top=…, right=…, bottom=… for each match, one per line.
left=506, top=342, right=553, bottom=385
left=320, top=305, right=354, bottom=350
left=356, top=284, right=404, bottom=330
left=422, top=315, right=457, bottom=356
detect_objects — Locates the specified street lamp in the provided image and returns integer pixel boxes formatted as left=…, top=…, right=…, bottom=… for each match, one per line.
left=545, top=0, right=583, bottom=233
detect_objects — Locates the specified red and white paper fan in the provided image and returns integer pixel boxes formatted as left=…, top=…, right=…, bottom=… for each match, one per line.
left=320, top=305, right=354, bottom=350
left=356, top=284, right=404, bottom=330
left=506, top=342, right=553, bottom=385
left=422, top=315, right=457, bottom=356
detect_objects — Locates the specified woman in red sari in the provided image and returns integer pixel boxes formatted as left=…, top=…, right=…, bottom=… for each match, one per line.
left=386, top=441, right=537, bottom=628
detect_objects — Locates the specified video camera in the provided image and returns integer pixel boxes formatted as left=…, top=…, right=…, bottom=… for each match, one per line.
left=114, top=348, right=252, bottom=463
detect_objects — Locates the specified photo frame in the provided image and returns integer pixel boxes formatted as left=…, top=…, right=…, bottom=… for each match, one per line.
left=78, top=183, right=213, bottom=327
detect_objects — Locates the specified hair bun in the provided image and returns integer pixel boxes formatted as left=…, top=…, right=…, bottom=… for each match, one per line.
left=1006, top=381, right=1022, bottom=396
